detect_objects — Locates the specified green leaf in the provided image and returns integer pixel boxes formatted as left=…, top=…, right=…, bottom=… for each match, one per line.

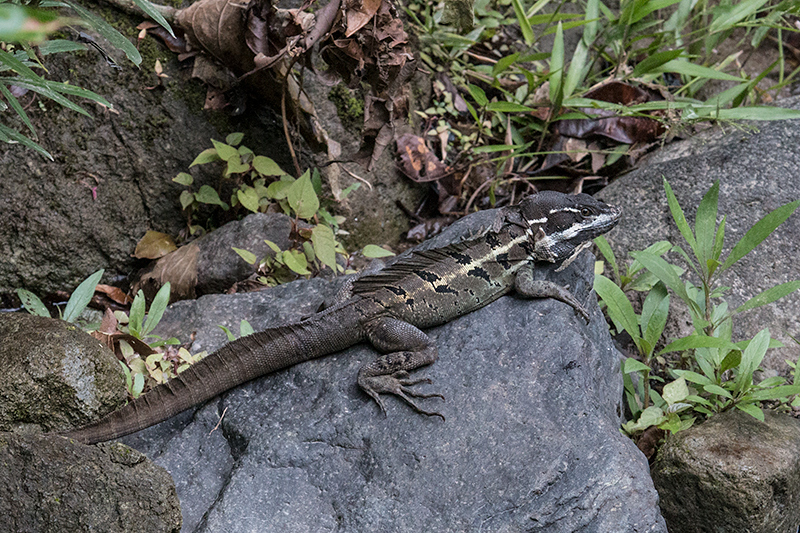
left=252, top=155, right=285, bottom=176
left=63, top=269, right=104, bottom=323
left=195, top=185, right=228, bottom=208
left=549, top=22, right=564, bottom=108
left=226, top=132, right=244, bottom=146
left=226, top=158, right=250, bottom=176
left=719, top=349, right=742, bottom=375
left=748, top=385, right=800, bottom=401
left=311, top=225, right=337, bottom=272
left=662, top=377, right=689, bottom=405
left=733, top=281, right=800, bottom=315
left=467, top=84, right=489, bottom=107
left=179, top=190, right=194, bottom=210
left=0, top=83, right=35, bottom=137
left=232, top=247, right=257, bottom=265
left=652, top=59, right=744, bottom=82
left=631, top=49, right=684, bottom=78
left=132, top=372, right=145, bottom=398
left=173, top=172, right=193, bottom=186
left=237, top=186, right=260, bottom=212
left=142, top=282, right=170, bottom=337
left=630, top=250, right=699, bottom=315
left=563, top=38, right=588, bottom=99
left=240, top=319, right=254, bottom=337
left=703, top=383, right=732, bottom=398
left=735, top=402, right=764, bottom=421
left=363, top=244, right=395, bottom=258
left=511, top=0, right=534, bottom=45
left=623, top=406, right=666, bottom=433
left=593, top=275, right=642, bottom=345
left=737, top=328, right=770, bottom=392
left=709, top=0, right=768, bottom=33
left=211, top=139, right=239, bottom=162
left=282, top=250, right=311, bottom=275
left=190, top=148, right=221, bottom=167
left=623, top=357, right=651, bottom=374
left=16, top=288, right=50, bottom=317
left=641, top=282, right=669, bottom=355
left=128, top=290, right=145, bottom=338
left=662, top=177, right=697, bottom=252
left=286, top=172, right=320, bottom=220
left=264, top=239, right=282, bottom=253
left=694, top=181, right=719, bottom=271
left=218, top=325, right=235, bottom=341
left=674, top=370, right=713, bottom=386
left=485, top=101, right=534, bottom=113
left=63, top=0, right=141, bottom=66
left=593, top=236, right=619, bottom=282
left=721, top=199, right=800, bottom=271
left=130, top=0, right=174, bottom=37
left=0, top=123, right=52, bottom=160
left=659, top=334, right=739, bottom=356
left=708, top=107, right=800, bottom=121
left=493, top=53, right=520, bottom=77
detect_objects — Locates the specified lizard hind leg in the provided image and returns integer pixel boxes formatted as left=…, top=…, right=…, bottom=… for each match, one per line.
left=359, top=317, right=445, bottom=420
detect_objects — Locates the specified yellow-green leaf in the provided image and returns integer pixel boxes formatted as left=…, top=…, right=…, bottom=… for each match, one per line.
left=287, top=172, right=319, bottom=219
left=311, top=225, right=337, bottom=271
left=253, top=155, right=286, bottom=176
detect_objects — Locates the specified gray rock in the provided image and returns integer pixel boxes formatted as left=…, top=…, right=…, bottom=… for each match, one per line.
left=0, top=432, right=181, bottom=533
left=0, top=312, right=125, bottom=432
left=598, top=97, right=800, bottom=373
left=119, top=210, right=666, bottom=532
left=652, top=409, right=800, bottom=533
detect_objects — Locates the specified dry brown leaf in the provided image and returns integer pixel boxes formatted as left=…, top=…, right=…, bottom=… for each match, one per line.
left=133, top=243, right=200, bottom=302
left=134, top=230, right=178, bottom=259
left=345, top=0, right=382, bottom=37
left=95, top=284, right=131, bottom=305
left=396, top=133, right=451, bottom=182
left=175, top=0, right=254, bottom=71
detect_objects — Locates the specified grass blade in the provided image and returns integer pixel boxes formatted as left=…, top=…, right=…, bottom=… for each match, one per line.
left=721, top=199, right=800, bottom=271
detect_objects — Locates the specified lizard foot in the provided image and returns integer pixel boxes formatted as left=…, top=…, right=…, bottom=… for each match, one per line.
left=359, top=373, right=445, bottom=421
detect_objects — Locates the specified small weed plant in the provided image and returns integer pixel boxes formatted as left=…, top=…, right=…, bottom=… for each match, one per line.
left=594, top=178, right=800, bottom=436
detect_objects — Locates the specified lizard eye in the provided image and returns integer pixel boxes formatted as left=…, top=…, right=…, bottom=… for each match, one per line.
left=580, top=207, right=592, bottom=217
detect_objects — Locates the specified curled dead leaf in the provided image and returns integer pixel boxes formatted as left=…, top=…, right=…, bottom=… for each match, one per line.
left=396, top=133, right=451, bottom=183
left=134, top=230, right=178, bottom=259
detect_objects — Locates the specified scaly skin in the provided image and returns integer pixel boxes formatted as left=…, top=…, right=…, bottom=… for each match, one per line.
left=62, top=191, right=621, bottom=444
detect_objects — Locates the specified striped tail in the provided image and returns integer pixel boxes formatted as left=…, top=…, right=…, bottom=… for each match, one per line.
left=62, top=313, right=363, bottom=444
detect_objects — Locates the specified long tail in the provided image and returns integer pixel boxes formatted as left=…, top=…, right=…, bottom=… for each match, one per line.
left=62, top=313, right=362, bottom=444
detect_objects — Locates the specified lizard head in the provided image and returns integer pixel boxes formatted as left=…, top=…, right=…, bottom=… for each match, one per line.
left=519, top=191, right=622, bottom=264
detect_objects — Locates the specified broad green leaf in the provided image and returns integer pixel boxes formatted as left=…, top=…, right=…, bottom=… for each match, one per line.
left=748, top=385, right=800, bottom=401
left=733, top=281, right=800, bottom=315
left=264, top=239, right=282, bottom=253
left=583, top=0, right=599, bottom=45
left=662, top=377, right=689, bottom=405
left=719, top=349, right=742, bottom=375
left=703, top=384, right=732, bottom=398
left=142, top=282, right=170, bottom=337
left=623, top=406, right=666, bottom=433
left=195, top=185, right=228, bottom=208
left=563, top=38, right=588, bottom=99
left=593, top=236, right=619, bottom=282
left=266, top=179, right=292, bottom=200
left=237, top=186, right=260, bottom=212
left=658, top=334, right=739, bottom=356
left=63, top=269, right=104, bottom=322
left=694, top=181, right=719, bottom=270
left=486, top=101, right=534, bottom=113
left=652, top=59, right=744, bottom=82
left=709, top=0, right=768, bottom=34
left=253, top=155, right=285, bottom=176
left=363, top=244, right=395, bottom=258
left=190, top=148, right=221, bottom=167
left=240, top=319, right=254, bottom=337
left=226, top=132, right=244, bottom=146
left=663, top=178, right=697, bottom=251
left=623, top=357, right=651, bottom=374
left=673, top=370, right=713, bottom=386
left=641, top=282, right=669, bottom=355
left=128, top=290, right=145, bottom=337
left=630, top=250, right=699, bottom=315
left=735, top=402, right=764, bottom=421
left=16, top=288, right=50, bottom=317
left=282, top=250, right=311, bottom=275
left=286, top=172, right=319, bottom=219
left=493, top=53, right=520, bottom=77
left=549, top=22, right=564, bottom=108
left=179, top=190, right=194, bottom=209
left=511, top=0, right=534, bottom=45
left=211, top=139, right=239, bottom=162
left=593, top=275, right=641, bottom=345
left=131, top=0, right=173, bottom=37
left=739, top=328, right=770, bottom=380
left=702, top=107, right=800, bottom=121
left=132, top=372, right=145, bottom=398
left=631, top=49, right=684, bottom=78
left=63, top=0, right=141, bottom=65
left=311, top=225, right=337, bottom=272
left=721, top=199, right=800, bottom=271
left=712, top=216, right=726, bottom=263
left=232, top=247, right=257, bottom=265
left=467, top=84, right=489, bottom=107
left=173, top=172, right=193, bottom=186
left=226, top=158, right=250, bottom=176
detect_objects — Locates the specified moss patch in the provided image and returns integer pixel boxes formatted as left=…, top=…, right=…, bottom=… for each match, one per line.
left=328, top=83, right=364, bottom=133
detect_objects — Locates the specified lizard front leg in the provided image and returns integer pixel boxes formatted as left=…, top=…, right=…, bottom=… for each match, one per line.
left=515, top=264, right=590, bottom=322
left=358, top=317, right=445, bottom=419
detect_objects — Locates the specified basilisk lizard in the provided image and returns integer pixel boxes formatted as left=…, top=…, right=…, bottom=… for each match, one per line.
left=63, top=191, right=621, bottom=444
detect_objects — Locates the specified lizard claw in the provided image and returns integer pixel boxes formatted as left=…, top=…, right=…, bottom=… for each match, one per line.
left=359, top=374, right=445, bottom=421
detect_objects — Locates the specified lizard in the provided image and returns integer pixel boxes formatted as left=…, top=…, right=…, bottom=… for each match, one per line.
left=61, top=191, right=621, bottom=445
